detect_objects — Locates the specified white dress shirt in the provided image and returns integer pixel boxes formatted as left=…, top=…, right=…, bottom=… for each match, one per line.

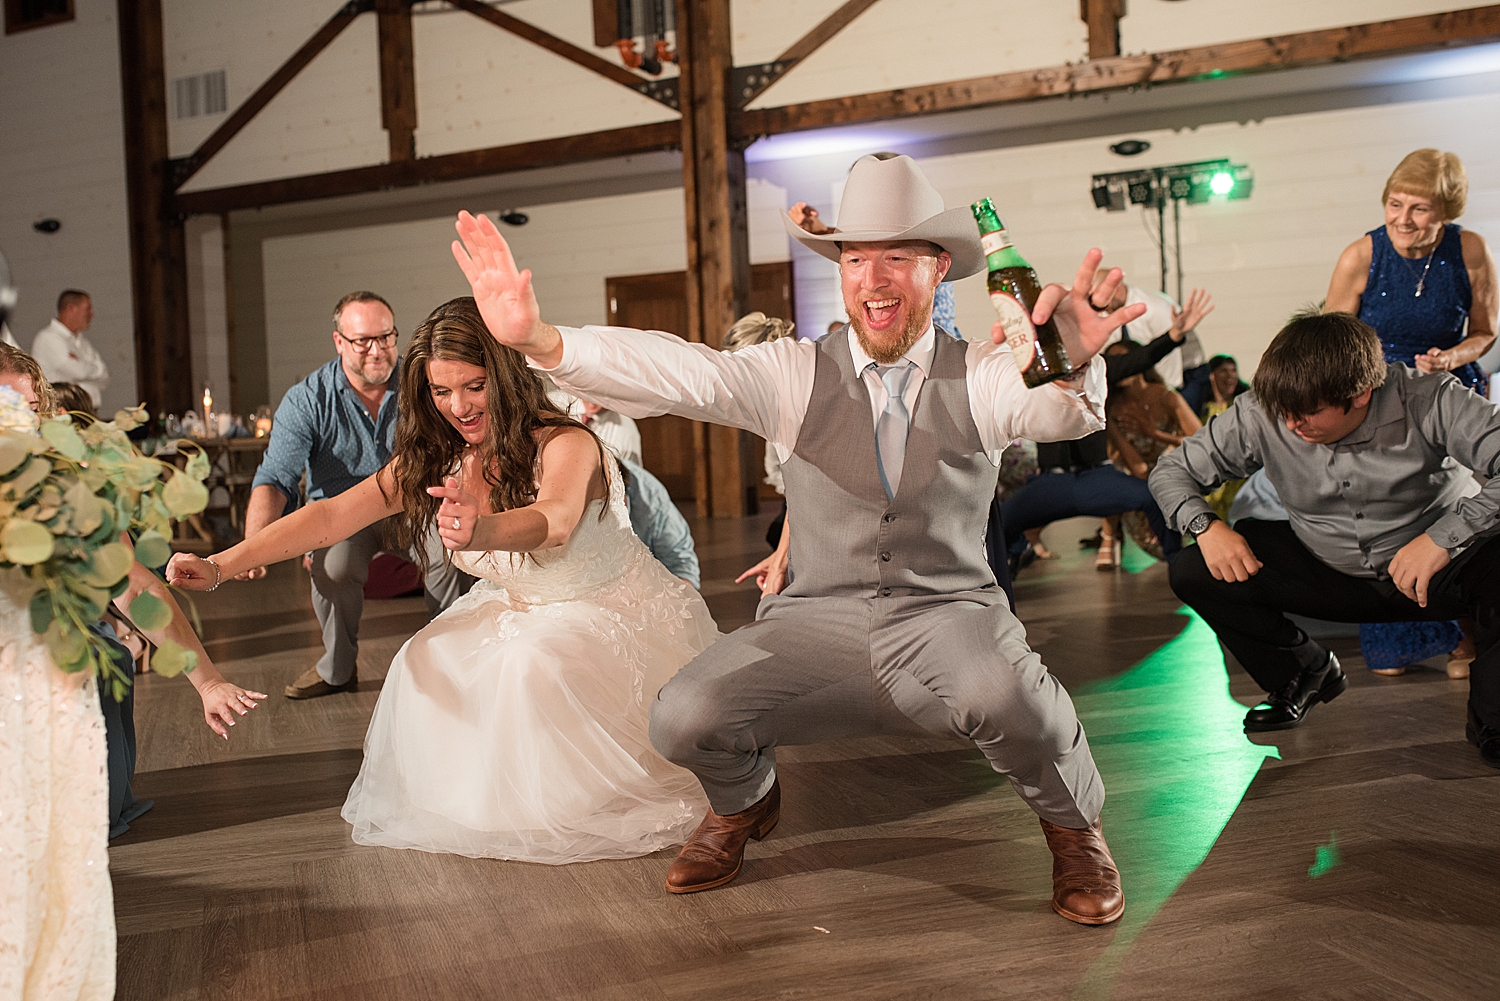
left=538, top=324, right=1107, bottom=467
left=587, top=409, right=643, bottom=466
left=0, top=324, right=16, bottom=349
left=31, top=318, right=109, bottom=406
left=1106, top=286, right=1184, bottom=388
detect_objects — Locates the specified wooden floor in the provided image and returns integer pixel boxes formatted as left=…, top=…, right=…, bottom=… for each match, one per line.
left=113, top=515, right=1500, bottom=1001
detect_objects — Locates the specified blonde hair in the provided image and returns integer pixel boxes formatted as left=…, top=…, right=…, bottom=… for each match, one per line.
left=721, top=311, right=795, bottom=352
left=0, top=344, right=57, bottom=415
left=1382, top=148, right=1468, bottom=220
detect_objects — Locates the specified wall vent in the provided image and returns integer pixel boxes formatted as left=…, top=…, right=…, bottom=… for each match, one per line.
left=172, top=70, right=227, bottom=120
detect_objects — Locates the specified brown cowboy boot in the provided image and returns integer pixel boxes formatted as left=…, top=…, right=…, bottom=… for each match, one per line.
left=665, top=779, right=781, bottom=894
left=1040, top=817, right=1125, bottom=925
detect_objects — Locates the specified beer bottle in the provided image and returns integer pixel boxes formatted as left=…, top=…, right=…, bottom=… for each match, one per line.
left=971, top=198, right=1074, bottom=387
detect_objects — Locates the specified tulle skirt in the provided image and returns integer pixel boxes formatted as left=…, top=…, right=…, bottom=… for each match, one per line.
left=341, top=558, right=717, bottom=863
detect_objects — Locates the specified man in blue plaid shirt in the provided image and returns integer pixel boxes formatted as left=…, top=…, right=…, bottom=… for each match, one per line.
left=246, top=291, right=472, bottom=699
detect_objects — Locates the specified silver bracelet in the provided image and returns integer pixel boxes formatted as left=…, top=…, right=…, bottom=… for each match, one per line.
left=204, top=556, right=223, bottom=592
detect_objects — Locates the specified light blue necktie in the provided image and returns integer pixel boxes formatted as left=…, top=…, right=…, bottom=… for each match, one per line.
left=872, top=361, right=915, bottom=500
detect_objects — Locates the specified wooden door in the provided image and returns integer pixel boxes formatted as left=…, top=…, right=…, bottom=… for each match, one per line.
left=605, top=261, right=795, bottom=504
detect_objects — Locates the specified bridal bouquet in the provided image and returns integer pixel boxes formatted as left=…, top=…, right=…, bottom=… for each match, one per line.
left=0, top=385, right=210, bottom=700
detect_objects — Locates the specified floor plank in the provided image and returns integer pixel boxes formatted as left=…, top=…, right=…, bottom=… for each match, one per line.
left=111, top=517, right=1500, bottom=999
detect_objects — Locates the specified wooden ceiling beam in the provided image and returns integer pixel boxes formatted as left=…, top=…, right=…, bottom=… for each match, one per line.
left=1081, top=0, right=1123, bottom=60
left=171, top=0, right=369, bottom=190
left=377, top=0, right=418, bottom=162
left=738, top=0, right=881, bottom=107
left=444, top=0, right=676, bottom=107
left=735, top=4, right=1500, bottom=137
left=170, top=120, right=681, bottom=216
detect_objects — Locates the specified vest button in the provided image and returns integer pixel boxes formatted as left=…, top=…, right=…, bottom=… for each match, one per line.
left=883, top=514, right=894, bottom=523
left=880, top=588, right=892, bottom=597
left=880, top=551, right=892, bottom=562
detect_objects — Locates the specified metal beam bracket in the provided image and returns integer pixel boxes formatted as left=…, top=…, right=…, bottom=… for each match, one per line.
left=168, top=155, right=201, bottom=190
left=632, top=76, right=680, bottom=110
left=731, top=61, right=791, bottom=107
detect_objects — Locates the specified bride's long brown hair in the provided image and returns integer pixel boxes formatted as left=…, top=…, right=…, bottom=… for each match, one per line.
left=384, top=296, right=604, bottom=568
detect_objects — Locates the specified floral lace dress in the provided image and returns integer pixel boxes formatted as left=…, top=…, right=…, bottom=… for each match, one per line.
left=341, top=462, right=717, bottom=863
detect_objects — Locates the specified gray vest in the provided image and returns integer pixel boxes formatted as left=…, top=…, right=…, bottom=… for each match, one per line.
left=781, top=330, right=999, bottom=599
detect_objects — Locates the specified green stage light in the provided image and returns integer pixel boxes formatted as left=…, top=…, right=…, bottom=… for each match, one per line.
left=1209, top=171, right=1234, bottom=195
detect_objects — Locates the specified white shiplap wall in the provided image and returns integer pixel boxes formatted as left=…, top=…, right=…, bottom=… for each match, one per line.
left=259, top=179, right=791, bottom=406
left=0, top=3, right=137, bottom=414
left=916, top=90, right=1500, bottom=376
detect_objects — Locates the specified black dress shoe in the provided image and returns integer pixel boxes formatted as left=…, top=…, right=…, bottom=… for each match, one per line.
left=1244, top=652, right=1347, bottom=732
left=1007, top=542, right=1037, bottom=580
left=1465, top=707, right=1500, bottom=769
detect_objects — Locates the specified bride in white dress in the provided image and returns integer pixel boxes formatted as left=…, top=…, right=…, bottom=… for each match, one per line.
left=168, top=297, right=715, bottom=863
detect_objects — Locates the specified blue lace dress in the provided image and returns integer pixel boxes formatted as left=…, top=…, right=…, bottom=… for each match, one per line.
left=1356, top=224, right=1474, bottom=670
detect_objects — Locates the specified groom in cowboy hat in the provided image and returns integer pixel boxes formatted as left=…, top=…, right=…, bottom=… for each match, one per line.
left=451, top=154, right=1145, bottom=925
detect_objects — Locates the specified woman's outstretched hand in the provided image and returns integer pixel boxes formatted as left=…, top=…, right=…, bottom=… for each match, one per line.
left=1027, top=249, right=1148, bottom=368
left=429, top=476, right=481, bottom=550
left=451, top=210, right=563, bottom=367
left=1170, top=288, right=1215, bottom=340
left=198, top=680, right=267, bottom=740
left=166, top=553, right=219, bottom=591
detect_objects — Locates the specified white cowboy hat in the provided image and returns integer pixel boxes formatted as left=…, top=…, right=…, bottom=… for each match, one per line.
left=783, top=154, right=987, bottom=280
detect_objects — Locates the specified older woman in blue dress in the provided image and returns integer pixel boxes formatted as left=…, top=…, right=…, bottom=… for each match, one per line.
left=1327, top=148, right=1498, bottom=679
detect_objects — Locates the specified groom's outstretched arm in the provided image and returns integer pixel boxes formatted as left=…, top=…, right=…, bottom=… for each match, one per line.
left=452, top=210, right=808, bottom=449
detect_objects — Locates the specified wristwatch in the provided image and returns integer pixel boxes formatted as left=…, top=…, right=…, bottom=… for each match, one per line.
left=1186, top=512, right=1219, bottom=539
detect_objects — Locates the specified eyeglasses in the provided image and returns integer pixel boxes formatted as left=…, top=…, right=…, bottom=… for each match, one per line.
left=336, top=330, right=398, bottom=352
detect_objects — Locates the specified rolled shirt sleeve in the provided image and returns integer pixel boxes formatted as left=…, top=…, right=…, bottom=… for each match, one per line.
left=965, top=340, right=1107, bottom=458
left=1421, top=376, right=1500, bottom=551
left=250, top=385, right=315, bottom=506
left=1149, top=400, right=1265, bottom=532
left=539, top=325, right=811, bottom=454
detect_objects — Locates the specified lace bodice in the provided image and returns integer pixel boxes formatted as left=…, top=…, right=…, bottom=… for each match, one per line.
left=450, top=461, right=650, bottom=604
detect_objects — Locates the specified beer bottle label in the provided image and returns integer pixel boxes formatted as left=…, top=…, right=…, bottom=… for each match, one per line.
left=980, top=230, right=1012, bottom=255
left=990, top=291, right=1036, bottom=371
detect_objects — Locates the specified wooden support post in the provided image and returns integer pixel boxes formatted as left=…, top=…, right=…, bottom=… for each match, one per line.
left=676, top=0, right=754, bottom=518
left=1081, top=0, right=1123, bottom=60
left=118, top=0, right=193, bottom=414
left=377, top=0, right=417, bottom=162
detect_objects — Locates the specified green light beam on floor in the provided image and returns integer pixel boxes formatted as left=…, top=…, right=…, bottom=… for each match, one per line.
left=1068, top=607, right=1280, bottom=1000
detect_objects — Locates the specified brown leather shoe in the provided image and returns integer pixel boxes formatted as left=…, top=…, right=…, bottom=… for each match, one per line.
left=665, top=779, right=781, bottom=894
left=284, top=666, right=357, bottom=700
left=1040, top=817, right=1125, bottom=925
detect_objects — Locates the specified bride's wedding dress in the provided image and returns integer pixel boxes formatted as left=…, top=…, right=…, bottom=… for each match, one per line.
left=341, top=463, right=716, bottom=863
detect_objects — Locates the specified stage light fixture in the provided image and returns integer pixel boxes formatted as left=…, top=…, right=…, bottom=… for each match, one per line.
left=499, top=210, right=529, bottom=226
left=33, top=219, right=61, bottom=234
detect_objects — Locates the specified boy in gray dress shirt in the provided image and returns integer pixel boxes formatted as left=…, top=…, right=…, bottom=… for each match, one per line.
left=1150, top=311, right=1500, bottom=765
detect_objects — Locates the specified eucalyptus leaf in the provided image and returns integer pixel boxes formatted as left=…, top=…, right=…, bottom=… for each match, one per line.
left=184, top=448, right=210, bottom=482
left=163, top=472, right=209, bottom=516
left=44, top=619, right=87, bottom=671
left=28, top=587, right=53, bottom=633
left=128, top=590, right=172, bottom=632
left=151, top=640, right=198, bottom=678
left=0, top=433, right=29, bottom=475
left=81, top=541, right=135, bottom=588
left=111, top=408, right=141, bottom=431
left=3, top=455, right=51, bottom=499
left=124, top=457, right=163, bottom=489
left=64, top=479, right=104, bottom=535
left=80, top=466, right=108, bottom=490
left=134, top=531, right=172, bottom=568
left=2, top=518, right=54, bottom=564
left=72, top=583, right=112, bottom=621
left=39, top=418, right=86, bottom=460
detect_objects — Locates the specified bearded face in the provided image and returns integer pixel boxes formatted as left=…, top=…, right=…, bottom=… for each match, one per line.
left=838, top=241, right=949, bottom=364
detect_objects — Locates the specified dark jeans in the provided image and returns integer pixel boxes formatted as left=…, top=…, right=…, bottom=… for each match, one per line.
left=93, top=621, right=152, bottom=838
left=1000, top=465, right=1180, bottom=561
left=1170, top=519, right=1500, bottom=728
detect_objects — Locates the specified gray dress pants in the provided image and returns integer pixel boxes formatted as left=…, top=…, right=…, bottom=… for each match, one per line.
left=310, top=520, right=474, bottom=684
left=648, top=590, right=1104, bottom=829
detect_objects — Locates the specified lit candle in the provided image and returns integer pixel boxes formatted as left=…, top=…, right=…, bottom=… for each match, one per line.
left=202, top=386, right=213, bottom=438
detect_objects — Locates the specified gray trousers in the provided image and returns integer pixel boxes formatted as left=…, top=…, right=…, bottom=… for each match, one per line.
left=310, top=520, right=474, bottom=684
left=648, top=591, right=1104, bottom=828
